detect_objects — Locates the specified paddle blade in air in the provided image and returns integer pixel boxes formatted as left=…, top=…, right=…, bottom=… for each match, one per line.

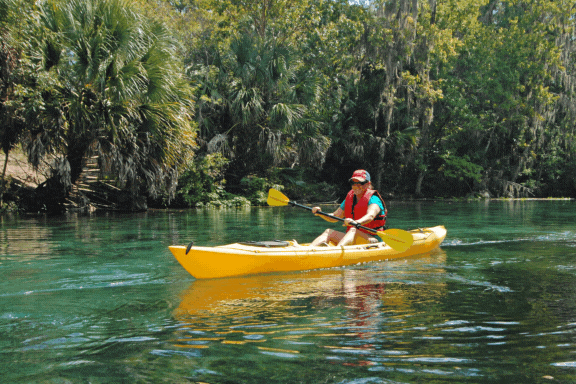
left=267, top=189, right=290, bottom=206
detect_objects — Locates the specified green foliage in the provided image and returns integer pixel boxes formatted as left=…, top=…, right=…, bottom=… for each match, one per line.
left=185, top=1, right=331, bottom=188
left=24, top=0, right=197, bottom=206
left=284, top=181, right=339, bottom=204
left=176, top=153, right=231, bottom=207
left=3, top=0, right=576, bottom=213
left=197, top=191, right=250, bottom=208
left=239, top=175, right=280, bottom=205
left=439, top=153, right=483, bottom=184
left=173, top=152, right=252, bottom=208
left=0, top=0, right=39, bottom=204
left=435, top=0, right=573, bottom=197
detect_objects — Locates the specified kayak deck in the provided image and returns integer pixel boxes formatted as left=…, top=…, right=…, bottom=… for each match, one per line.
left=169, top=225, right=446, bottom=279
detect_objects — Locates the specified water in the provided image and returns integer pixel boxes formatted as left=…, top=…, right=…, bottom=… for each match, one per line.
left=1, top=200, right=576, bottom=383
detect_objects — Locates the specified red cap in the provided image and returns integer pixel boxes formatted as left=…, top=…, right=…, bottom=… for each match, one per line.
left=350, top=169, right=371, bottom=182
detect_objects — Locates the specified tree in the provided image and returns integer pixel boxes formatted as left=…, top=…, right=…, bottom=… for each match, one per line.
left=438, top=0, right=574, bottom=197
left=184, top=1, right=330, bottom=189
left=322, top=0, right=457, bottom=196
left=0, top=0, right=49, bottom=208
left=25, top=0, right=196, bottom=210
left=180, top=0, right=576, bottom=199
left=0, top=0, right=20, bottom=184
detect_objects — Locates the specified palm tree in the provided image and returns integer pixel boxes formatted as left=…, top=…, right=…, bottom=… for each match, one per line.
left=191, top=31, right=328, bottom=188
left=0, top=0, right=30, bottom=205
left=26, top=0, right=196, bottom=210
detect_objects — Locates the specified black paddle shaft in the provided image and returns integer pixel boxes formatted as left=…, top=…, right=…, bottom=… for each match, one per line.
left=288, top=201, right=379, bottom=235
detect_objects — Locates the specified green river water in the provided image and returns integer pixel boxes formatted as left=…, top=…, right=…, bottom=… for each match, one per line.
left=1, top=200, right=576, bottom=383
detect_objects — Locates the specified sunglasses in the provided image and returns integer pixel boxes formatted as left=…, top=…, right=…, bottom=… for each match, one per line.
left=349, top=179, right=368, bottom=186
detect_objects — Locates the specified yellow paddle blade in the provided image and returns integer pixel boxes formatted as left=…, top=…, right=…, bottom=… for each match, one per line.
left=267, top=189, right=290, bottom=206
left=375, top=229, right=414, bottom=252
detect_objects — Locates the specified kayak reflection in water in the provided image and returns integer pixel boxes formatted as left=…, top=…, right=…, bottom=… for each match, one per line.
left=311, top=169, right=387, bottom=247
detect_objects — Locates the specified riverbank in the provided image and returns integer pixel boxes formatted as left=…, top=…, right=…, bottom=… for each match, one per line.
left=1, top=149, right=573, bottom=216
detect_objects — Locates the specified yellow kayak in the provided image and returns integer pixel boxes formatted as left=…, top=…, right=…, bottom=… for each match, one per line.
left=168, top=225, right=447, bottom=279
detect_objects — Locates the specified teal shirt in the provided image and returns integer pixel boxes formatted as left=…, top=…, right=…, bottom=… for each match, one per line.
left=339, top=195, right=384, bottom=212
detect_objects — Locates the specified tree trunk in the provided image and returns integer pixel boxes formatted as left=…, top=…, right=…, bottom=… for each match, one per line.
left=415, top=170, right=425, bottom=196
left=373, top=137, right=386, bottom=194
left=1, top=150, right=8, bottom=184
left=1, top=150, right=8, bottom=205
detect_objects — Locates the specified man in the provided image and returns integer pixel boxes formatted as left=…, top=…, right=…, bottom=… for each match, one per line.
left=310, top=169, right=387, bottom=246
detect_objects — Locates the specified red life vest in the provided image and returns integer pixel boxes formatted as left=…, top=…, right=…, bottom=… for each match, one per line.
left=343, top=189, right=387, bottom=235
